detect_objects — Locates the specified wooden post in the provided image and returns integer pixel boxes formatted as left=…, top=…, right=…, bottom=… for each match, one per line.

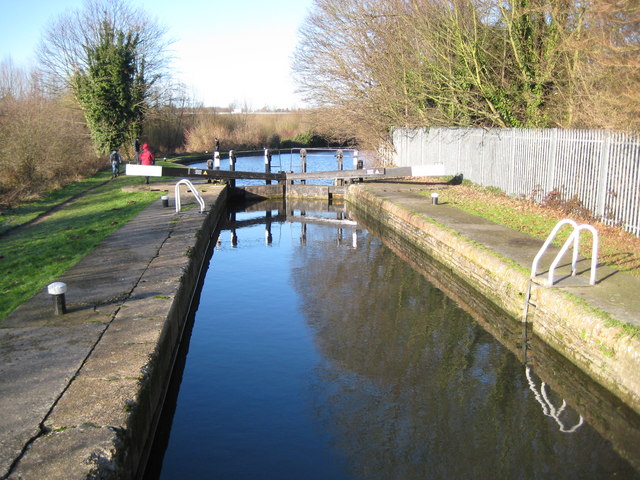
left=300, top=148, right=307, bottom=185
left=229, top=150, right=236, bottom=189
left=354, top=150, right=363, bottom=182
left=264, top=148, right=272, bottom=185
left=207, top=156, right=213, bottom=183
left=354, top=150, right=362, bottom=169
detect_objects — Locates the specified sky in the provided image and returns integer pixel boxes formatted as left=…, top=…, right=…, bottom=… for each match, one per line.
left=0, top=0, right=315, bottom=109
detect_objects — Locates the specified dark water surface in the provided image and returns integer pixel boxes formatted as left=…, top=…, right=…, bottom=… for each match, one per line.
left=146, top=201, right=640, bottom=480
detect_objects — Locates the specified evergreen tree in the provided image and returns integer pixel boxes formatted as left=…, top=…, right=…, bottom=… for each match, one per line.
left=72, top=19, right=146, bottom=154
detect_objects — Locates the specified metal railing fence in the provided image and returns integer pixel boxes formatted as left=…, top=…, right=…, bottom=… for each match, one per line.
left=392, top=127, right=640, bottom=236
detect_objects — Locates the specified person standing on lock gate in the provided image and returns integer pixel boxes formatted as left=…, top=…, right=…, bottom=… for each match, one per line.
left=214, top=138, right=220, bottom=152
left=139, top=143, right=155, bottom=184
left=134, top=138, right=141, bottom=164
left=110, top=149, right=121, bottom=178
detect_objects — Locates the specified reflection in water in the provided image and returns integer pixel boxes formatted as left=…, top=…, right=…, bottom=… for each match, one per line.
left=525, top=366, right=584, bottom=434
left=290, top=229, right=639, bottom=479
left=148, top=200, right=640, bottom=480
left=350, top=202, right=640, bottom=476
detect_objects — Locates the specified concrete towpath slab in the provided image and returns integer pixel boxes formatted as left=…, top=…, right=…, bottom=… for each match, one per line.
left=0, top=182, right=225, bottom=479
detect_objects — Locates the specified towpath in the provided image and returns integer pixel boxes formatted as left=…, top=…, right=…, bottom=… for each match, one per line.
left=0, top=182, right=225, bottom=479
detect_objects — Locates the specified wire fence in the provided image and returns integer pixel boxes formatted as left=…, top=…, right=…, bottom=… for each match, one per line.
left=392, top=127, right=640, bottom=236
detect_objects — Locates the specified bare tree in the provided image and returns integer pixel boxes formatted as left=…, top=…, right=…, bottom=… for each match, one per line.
left=0, top=65, right=99, bottom=205
left=569, top=1, right=640, bottom=131
left=0, top=58, right=30, bottom=99
left=36, top=0, right=172, bottom=153
left=293, top=0, right=640, bottom=148
left=37, top=0, right=171, bottom=96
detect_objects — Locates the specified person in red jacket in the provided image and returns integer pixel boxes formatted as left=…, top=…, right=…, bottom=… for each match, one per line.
left=139, top=143, right=155, bottom=184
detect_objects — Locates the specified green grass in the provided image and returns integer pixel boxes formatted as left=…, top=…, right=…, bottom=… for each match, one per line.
left=0, top=159, right=183, bottom=235
left=421, top=189, right=562, bottom=241
left=0, top=170, right=113, bottom=235
left=0, top=173, right=160, bottom=322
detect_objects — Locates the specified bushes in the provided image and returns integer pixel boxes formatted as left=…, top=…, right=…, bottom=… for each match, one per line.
left=0, top=94, right=102, bottom=208
left=184, top=110, right=315, bottom=151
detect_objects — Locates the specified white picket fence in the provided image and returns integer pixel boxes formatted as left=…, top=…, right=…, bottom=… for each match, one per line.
left=392, top=127, right=640, bottom=236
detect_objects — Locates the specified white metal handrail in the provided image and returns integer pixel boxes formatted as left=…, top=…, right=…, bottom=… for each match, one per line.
left=174, top=179, right=205, bottom=213
left=531, top=219, right=577, bottom=279
left=549, top=225, right=599, bottom=286
left=531, top=219, right=599, bottom=286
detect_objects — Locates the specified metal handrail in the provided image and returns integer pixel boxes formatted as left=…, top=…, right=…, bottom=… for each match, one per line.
left=531, top=219, right=599, bottom=286
left=531, top=219, right=578, bottom=279
left=548, top=224, right=599, bottom=286
left=174, top=179, right=205, bottom=213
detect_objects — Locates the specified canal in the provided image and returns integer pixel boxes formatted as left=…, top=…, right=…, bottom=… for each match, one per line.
left=144, top=199, right=640, bottom=479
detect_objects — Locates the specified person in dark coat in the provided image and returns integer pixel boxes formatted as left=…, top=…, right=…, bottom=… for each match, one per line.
left=134, top=138, right=141, bottom=164
left=110, top=149, right=121, bottom=178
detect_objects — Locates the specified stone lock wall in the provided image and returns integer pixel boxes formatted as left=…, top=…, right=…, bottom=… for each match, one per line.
left=346, top=185, right=640, bottom=416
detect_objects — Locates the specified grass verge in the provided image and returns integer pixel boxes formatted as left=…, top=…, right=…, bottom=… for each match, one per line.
left=0, top=172, right=161, bottom=322
left=0, top=170, right=113, bottom=235
left=418, top=180, right=640, bottom=278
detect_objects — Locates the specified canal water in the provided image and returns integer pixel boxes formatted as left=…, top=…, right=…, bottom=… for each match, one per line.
left=145, top=200, right=640, bottom=479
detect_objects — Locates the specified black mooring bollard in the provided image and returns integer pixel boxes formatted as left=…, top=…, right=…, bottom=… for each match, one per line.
left=431, top=192, right=439, bottom=205
left=161, top=195, right=169, bottom=207
left=48, top=282, right=67, bottom=315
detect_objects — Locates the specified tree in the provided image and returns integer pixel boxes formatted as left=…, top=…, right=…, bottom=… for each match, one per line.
left=37, top=0, right=170, bottom=154
left=293, top=0, right=640, bottom=148
left=72, top=20, right=144, bottom=153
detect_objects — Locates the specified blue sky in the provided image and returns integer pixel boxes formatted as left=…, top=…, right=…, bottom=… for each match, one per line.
left=0, top=0, right=315, bottom=108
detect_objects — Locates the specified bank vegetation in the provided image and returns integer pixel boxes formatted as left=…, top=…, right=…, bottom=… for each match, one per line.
left=3, top=0, right=639, bottom=210
left=0, top=0, right=315, bottom=209
left=0, top=60, right=313, bottom=208
left=293, top=0, right=640, bottom=149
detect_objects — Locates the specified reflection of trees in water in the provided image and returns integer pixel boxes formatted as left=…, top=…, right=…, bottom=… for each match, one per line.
left=291, top=227, right=638, bottom=479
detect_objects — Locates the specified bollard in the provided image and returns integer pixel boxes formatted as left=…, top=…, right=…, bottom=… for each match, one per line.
left=214, top=151, right=221, bottom=170
left=48, top=282, right=67, bottom=315
left=161, top=195, right=169, bottom=207
left=431, top=192, right=439, bottom=205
